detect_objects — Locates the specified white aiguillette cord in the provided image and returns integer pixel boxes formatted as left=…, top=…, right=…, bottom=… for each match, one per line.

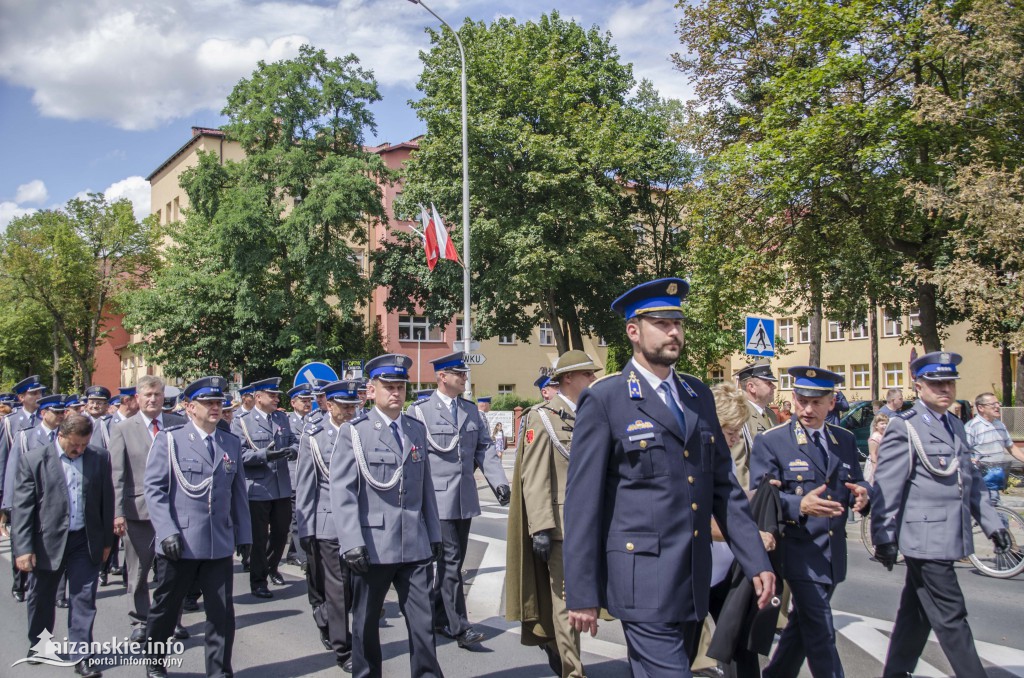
left=536, top=407, right=570, bottom=460
left=411, top=404, right=460, bottom=454
left=167, top=431, right=213, bottom=499
left=351, top=425, right=404, bottom=491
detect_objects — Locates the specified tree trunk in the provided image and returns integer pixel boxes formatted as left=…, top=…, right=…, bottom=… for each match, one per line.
left=1016, top=353, right=1024, bottom=407
left=52, top=325, right=61, bottom=392
left=808, top=284, right=823, bottom=367
left=1000, top=343, right=1013, bottom=406
left=915, top=281, right=942, bottom=352
left=868, top=301, right=880, bottom=401
left=544, top=290, right=568, bottom=354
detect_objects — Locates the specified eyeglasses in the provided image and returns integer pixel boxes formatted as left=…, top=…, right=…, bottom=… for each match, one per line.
left=979, top=401, right=1000, bottom=408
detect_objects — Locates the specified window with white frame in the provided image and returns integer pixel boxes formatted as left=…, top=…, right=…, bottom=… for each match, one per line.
left=779, top=373, right=794, bottom=390
left=827, top=320, right=844, bottom=342
left=780, top=318, right=794, bottom=344
left=398, top=315, right=443, bottom=342
left=498, top=384, right=515, bottom=395
left=908, top=308, right=921, bottom=329
left=883, top=310, right=902, bottom=337
left=539, top=322, right=554, bottom=346
left=710, top=367, right=725, bottom=384
left=850, top=321, right=868, bottom=340
left=498, top=334, right=516, bottom=345
left=883, top=362, right=904, bottom=389
left=827, top=365, right=845, bottom=382
left=454, top=319, right=464, bottom=342
left=798, top=320, right=811, bottom=344
left=851, top=364, right=870, bottom=389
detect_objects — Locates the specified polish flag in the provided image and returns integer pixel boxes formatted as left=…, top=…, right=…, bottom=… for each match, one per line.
left=418, top=204, right=461, bottom=271
left=431, top=204, right=460, bottom=264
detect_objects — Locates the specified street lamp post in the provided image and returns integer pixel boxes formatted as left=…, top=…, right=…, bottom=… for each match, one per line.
left=407, top=0, right=474, bottom=398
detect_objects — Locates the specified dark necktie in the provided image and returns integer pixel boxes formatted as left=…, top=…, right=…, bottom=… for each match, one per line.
left=659, top=383, right=686, bottom=435
left=49, top=430, right=56, bottom=443
left=941, top=414, right=955, bottom=439
left=812, top=431, right=829, bottom=468
left=206, top=435, right=216, bottom=463
left=151, top=418, right=160, bottom=437
left=450, top=398, right=458, bottom=424
left=390, top=421, right=403, bottom=451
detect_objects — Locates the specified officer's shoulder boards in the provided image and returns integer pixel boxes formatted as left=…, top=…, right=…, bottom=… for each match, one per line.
left=767, top=421, right=789, bottom=433
left=349, top=413, right=368, bottom=426
left=164, top=424, right=185, bottom=433
left=899, top=409, right=918, bottom=420
left=413, top=397, right=429, bottom=406
left=403, top=415, right=426, bottom=429
left=305, top=423, right=323, bottom=436
left=676, top=373, right=700, bottom=398
left=592, top=371, right=620, bottom=386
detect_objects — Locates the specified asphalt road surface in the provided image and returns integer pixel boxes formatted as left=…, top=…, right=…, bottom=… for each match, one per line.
left=1, top=455, right=1022, bottom=677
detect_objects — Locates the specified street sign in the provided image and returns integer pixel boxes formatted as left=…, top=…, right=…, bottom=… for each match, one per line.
left=453, top=340, right=481, bottom=352
left=465, top=353, right=487, bottom=365
left=294, top=361, right=338, bottom=388
left=745, top=316, right=776, bottom=357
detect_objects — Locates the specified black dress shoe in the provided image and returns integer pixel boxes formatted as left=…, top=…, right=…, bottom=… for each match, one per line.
left=56, top=596, right=69, bottom=608
left=241, top=558, right=250, bottom=572
left=340, top=658, right=353, bottom=673
left=269, top=571, right=285, bottom=586
left=541, top=643, right=561, bottom=676
left=99, top=571, right=109, bottom=586
left=130, top=627, right=147, bottom=643
left=319, top=626, right=332, bottom=651
left=182, top=596, right=200, bottom=612
left=109, top=565, right=123, bottom=576
left=693, top=667, right=725, bottom=678
left=74, top=658, right=102, bottom=678
left=455, top=628, right=484, bottom=648
left=146, top=665, right=168, bottom=678
left=173, top=624, right=190, bottom=640
left=25, top=650, right=40, bottom=665
left=13, top=590, right=25, bottom=602
left=250, top=585, right=273, bottom=599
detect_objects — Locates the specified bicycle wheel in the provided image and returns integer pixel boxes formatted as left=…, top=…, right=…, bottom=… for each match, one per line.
left=968, top=506, right=1024, bottom=579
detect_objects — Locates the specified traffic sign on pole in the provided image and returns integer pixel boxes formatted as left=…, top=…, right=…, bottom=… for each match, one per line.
left=453, top=340, right=480, bottom=352
left=744, top=316, right=776, bottom=357
left=465, top=353, right=486, bottom=365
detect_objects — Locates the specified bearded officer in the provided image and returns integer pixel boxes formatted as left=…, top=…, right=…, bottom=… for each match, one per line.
left=296, top=380, right=361, bottom=672
left=871, top=352, right=1008, bottom=678
left=507, top=350, right=599, bottom=678
left=232, top=377, right=297, bottom=598
left=331, top=354, right=443, bottom=678
left=564, top=278, right=775, bottom=677
left=143, top=376, right=252, bottom=678
left=406, top=351, right=510, bottom=648
left=749, top=367, right=869, bottom=678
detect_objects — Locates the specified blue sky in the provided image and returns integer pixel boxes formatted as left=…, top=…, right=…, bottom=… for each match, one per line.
left=0, top=0, right=691, bottom=228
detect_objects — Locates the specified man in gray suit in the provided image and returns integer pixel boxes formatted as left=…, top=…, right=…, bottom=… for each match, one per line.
left=871, top=351, right=1010, bottom=678
left=144, top=376, right=253, bottom=678
left=232, top=377, right=297, bottom=598
left=12, top=414, right=114, bottom=678
left=110, top=375, right=187, bottom=642
left=296, top=379, right=361, bottom=671
left=332, top=354, right=444, bottom=678
left=407, top=351, right=510, bottom=648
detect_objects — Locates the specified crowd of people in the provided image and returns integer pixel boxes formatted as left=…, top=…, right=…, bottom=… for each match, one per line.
left=0, top=275, right=1020, bottom=678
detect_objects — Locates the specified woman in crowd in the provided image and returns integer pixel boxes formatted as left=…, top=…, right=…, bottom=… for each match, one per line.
left=865, top=413, right=889, bottom=484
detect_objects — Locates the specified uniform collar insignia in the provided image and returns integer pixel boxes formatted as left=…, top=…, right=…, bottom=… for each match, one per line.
left=627, top=371, right=642, bottom=400
left=679, top=378, right=698, bottom=399
left=373, top=420, right=382, bottom=430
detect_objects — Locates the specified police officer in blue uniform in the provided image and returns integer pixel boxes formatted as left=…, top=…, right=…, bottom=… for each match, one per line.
left=331, top=354, right=444, bottom=678
left=407, top=351, right=510, bottom=648
left=749, top=367, right=869, bottom=678
left=0, top=375, right=47, bottom=601
left=143, top=376, right=252, bottom=678
left=564, top=278, right=775, bottom=677
left=296, top=380, right=361, bottom=671
left=286, top=384, right=314, bottom=568
left=232, top=377, right=298, bottom=598
left=83, top=386, right=114, bottom=450
left=871, top=352, right=1008, bottom=678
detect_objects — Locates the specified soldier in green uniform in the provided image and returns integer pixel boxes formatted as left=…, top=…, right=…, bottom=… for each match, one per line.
left=506, top=350, right=600, bottom=678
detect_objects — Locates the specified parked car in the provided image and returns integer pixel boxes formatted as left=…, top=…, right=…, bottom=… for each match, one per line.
left=837, top=398, right=974, bottom=459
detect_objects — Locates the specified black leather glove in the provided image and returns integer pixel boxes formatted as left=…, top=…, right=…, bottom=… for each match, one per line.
left=875, top=541, right=899, bottom=571
left=431, top=542, right=444, bottom=562
left=495, top=484, right=511, bottom=506
left=299, top=536, right=316, bottom=555
left=991, top=528, right=1012, bottom=552
left=343, top=546, right=370, bottom=574
left=532, top=530, right=552, bottom=563
left=266, top=446, right=295, bottom=461
left=237, top=544, right=251, bottom=561
left=161, top=534, right=183, bottom=561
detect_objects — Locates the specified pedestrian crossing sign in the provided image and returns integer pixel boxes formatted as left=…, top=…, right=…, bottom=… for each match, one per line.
left=745, top=316, right=775, bottom=357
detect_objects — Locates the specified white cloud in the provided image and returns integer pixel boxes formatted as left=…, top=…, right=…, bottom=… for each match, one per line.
left=104, top=176, right=151, bottom=221
left=606, top=0, right=693, bottom=102
left=0, top=202, right=37, bottom=231
left=14, top=180, right=48, bottom=205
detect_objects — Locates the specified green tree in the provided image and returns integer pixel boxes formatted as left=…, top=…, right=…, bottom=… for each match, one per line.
left=0, top=195, right=160, bottom=388
left=123, top=45, right=392, bottom=379
left=374, top=13, right=684, bottom=354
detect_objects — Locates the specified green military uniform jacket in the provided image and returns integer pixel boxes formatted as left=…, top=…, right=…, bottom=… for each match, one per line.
left=734, top=400, right=777, bottom=489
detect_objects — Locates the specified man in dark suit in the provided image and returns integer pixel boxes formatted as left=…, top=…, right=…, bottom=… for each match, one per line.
left=871, top=352, right=1007, bottom=677
left=12, top=414, right=115, bottom=678
left=144, top=376, right=253, bottom=678
left=564, top=278, right=775, bottom=677
left=749, top=367, right=870, bottom=678
left=332, top=354, right=444, bottom=678
left=110, top=375, right=187, bottom=642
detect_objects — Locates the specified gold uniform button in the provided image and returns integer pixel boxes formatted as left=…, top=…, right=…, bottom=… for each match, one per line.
left=693, top=530, right=699, bottom=537
left=626, top=542, right=635, bottom=552
left=710, top=436, right=715, bottom=443
left=691, top=503, right=698, bottom=511
left=796, top=475, right=803, bottom=481
left=684, top=450, right=690, bottom=458
left=687, top=476, right=695, bottom=484
left=826, top=495, right=832, bottom=500
left=828, top=530, right=834, bottom=536
left=639, top=441, right=647, bottom=449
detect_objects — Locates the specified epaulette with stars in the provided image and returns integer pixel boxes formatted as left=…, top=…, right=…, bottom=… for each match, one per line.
left=403, top=415, right=426, bottom=429
left=349, top=413, right=368, bottom=426
left=163, top=424, right=185, bottom=433
left=592, top=371, right=620, bottom=385
left=898, top=409, right=918, bottom=420
left=766, top=421, right=789, bottom=433
left=304, top=421, right=323, bottom=436
left=412, top=397, right=430, bottom=407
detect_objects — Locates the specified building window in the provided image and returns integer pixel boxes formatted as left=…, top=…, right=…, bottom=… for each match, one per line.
left=172, top=197, right=180, bottom=222
left=827, top=321, right=844, bottom=342
left=850, top=321, right=868, bottom=340
left=827, top=365, right=845, bottom=382
left=779, top=373, right=793, bottom=391
left=539, top=322, right=554, bottom=346
left=883, top=310, right=902, bottom=337
left=710, top=367, right=725, bottom=385
left=398, top=315, right=443, bottom=342
left=798, top=320, right=811, bottom=344
left=455, top=319, right=464, bottom=342
left=909, top=308, right=921, bottom=330
left=780, top=318, right=794, bottom=345
left=498, top=334, right=516, bottom=345
left=498, top=384, right=515, bottom=395
left=851, top=364, right=870, bottom=389
left=883, top=362, right=904, bottom=389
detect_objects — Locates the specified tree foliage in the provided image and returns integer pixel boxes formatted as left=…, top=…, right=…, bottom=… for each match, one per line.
left=123, top=45, right=393, bottom=380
